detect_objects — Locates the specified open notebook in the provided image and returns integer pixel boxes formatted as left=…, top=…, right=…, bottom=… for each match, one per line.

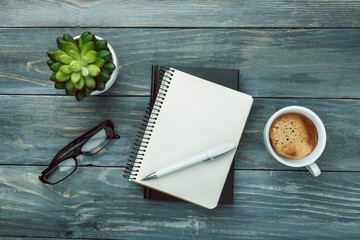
left=124, top=67, right=253, bottom=209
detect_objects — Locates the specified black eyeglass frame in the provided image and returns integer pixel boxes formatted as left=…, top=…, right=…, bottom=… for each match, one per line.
left=39, top=119, right=120, bottom=185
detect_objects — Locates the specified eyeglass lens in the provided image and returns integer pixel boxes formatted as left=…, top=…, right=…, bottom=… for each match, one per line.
left=45, top=158, right=77, bottom=184
left=82, top=126, right=114, bottom=155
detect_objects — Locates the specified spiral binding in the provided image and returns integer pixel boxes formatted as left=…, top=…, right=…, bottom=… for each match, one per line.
left=123, top=67, right=174, bottom=180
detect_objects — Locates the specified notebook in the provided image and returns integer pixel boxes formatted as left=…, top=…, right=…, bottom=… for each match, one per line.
left=124, top=67, right=253, bottom=209
left=144, top=65, right=240, bottom=204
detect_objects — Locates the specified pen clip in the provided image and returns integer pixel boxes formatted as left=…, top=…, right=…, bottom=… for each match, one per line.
left=203, top=157, right=215, bottom=162
left=203, top=152, right=228, bottom=162
left=203, top=143, right=236, bottom=162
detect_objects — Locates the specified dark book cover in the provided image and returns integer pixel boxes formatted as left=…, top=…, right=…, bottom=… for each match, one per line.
left=144, top=65, right=240, bottom=205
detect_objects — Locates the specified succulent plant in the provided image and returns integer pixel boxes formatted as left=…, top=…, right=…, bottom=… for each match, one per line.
left=47, top=32, right=116, bottom=101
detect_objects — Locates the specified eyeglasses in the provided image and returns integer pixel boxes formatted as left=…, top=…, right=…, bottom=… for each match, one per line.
left=39, top=120, right=120, bottom=185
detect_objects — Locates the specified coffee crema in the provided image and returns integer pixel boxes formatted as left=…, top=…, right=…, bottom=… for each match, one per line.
left=269, top=113, right=318, bottom=160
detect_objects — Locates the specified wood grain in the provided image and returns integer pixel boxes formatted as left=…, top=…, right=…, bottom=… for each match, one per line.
left=1, top=0, right=360, bottom=27
left=0, top=95, right=358, bottom=172
left=1, top=1, right=359, bottom=239
left=0, top=167, right=359, bottom=239
left=0, top=28, right=359, bottom=98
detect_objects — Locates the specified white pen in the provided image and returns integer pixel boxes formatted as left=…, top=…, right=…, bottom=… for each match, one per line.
left=141, top=142, right=236, bottom=181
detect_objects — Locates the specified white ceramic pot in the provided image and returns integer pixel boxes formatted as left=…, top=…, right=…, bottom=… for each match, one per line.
left=74, top=35, right=119, bottom=95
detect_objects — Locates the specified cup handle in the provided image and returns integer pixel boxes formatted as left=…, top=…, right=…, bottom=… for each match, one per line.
left=306, top=162, right=321, bottom=177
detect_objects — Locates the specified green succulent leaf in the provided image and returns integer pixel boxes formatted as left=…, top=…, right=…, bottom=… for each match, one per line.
left=74, top=76, right=85, bottom=90
left=96, top=81, right=106, bottom=91
left=80, top=31, right=91, bottom=37
left=78, top=58, right=87, bottom=66
left=65, top=41, right=80, bottom=55
left=95, top=39, right=108, bottom=51
left=75, top=89, right=86, bottom=101
left=94, top=57, right=105, bottom=68
left=50, top=72, right=57, bottom=82
left=47, top=50, right=57, bottom=62
left=103, top=62, right=116, bottom=73
left=54, top=50, right=67, bottom=61
left=59, top=65, right=72, bottom=75
left=56, top=37, right=67, bottom=52
left=65, top=79, right=75, bottom=91
left=67, top=49, right=80, bottom=60
left=47, top=59, right=55, bottom=68
left=84, top=76, right=96, bottom=89
left=85, top=87, right=93, bottom=97
left=96, top=69, right=110, bottom=82
left=50, top=62, right=63, bottom=72
left=83, top=33, right=95, bottom=44
left=87, top=64, right=101, bottom=77
left=69, top=60, right=81, bottom=72
left=62, top=34, right=77, bottom=46
left=80, top=41, right=95, bottom=57
left=55, top=71, right=70, bottom=82
left=97, top=50, right=111, bottom=62
left=71, top=71, right=81, bottom=83
left=81, top=66, right=89, bottom=77
left=58, top=54, right=73, bottom=65
left=65, top=87, right=76, bottom=96
left=84, top=50, right=97, bottom=63
left=79, top=32, right=91, bottom=49
left=54, top=82, right=66, bottom=89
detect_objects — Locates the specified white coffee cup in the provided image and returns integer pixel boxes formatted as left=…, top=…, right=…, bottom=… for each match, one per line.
left=263, top=106, right=326, bottom=177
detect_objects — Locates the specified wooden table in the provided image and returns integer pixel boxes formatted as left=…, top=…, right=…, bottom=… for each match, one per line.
left=1, top=1, right=359, bottom=239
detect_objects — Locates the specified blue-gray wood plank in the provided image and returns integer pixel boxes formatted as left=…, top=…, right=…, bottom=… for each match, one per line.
left=1, top=0, right=360, bottom=27
left=0, top=167, right=359, bottom=239
left=0, top=1, right=359, bottom=239
left=0, top=28, right=359, bottom=98
left=0, top=96, right=359, bottom=171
